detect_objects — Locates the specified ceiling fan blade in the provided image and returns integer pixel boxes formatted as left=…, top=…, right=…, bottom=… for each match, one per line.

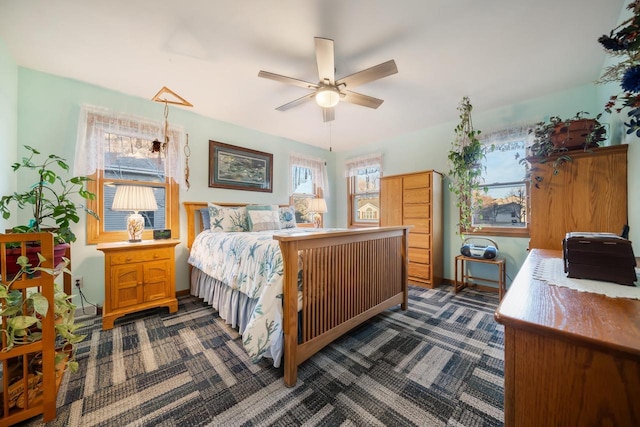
left=315, top=37, right=335, bottom=84
left=258, top=70, right=318, bottom=90
left=341, top=91, right=384, bottom=109
left=322, top=107, right=335, bottom=122
left=275, top=92, right=316, bottom=111
left=337, top=59, right=398, bottom=90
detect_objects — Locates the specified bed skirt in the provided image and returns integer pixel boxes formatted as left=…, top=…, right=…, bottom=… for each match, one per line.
left=190, top=267, right=283, bottom=366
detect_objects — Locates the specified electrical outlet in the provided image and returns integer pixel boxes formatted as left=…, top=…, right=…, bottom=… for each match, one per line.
left=74, top=276, right=83, bottom=288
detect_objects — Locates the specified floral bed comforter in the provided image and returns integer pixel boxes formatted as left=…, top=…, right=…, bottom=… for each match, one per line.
left=187, top=228, right=310, bottom=366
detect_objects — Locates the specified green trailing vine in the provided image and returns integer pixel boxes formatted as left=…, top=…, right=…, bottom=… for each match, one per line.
left=447, top=97, right=487, bottom=237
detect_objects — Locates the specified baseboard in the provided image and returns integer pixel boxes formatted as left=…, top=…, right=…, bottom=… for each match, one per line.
left=75, top=304, right=102, bottom=318
left=442, top=278, right=499, bottom=294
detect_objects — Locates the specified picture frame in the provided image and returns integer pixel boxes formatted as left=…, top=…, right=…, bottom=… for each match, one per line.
left=208, top=141, right=273, bottom=192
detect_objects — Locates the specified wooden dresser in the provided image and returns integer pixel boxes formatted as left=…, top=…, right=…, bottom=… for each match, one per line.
left=380, top=170, right=443, bottom=288
left=529, top=144, right=628, bottom=250
left=97, top=239, right=179, bottom=329
left=495, top=249, right=640, bottom=426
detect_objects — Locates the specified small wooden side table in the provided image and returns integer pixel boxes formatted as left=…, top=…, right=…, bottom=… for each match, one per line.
left=454, top=255, right=506, bottom=300
left=97, top=239, right=179, bottom=330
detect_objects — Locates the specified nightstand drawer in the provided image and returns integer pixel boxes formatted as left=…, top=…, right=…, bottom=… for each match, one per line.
left=110, top=248, right=172, bottom=265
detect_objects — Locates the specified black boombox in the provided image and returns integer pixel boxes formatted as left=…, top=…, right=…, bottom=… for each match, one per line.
left=460, top=237, right=498, bottom=259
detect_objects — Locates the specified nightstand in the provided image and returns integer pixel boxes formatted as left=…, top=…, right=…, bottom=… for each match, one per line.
left=97, top=239, right=179, bottom=330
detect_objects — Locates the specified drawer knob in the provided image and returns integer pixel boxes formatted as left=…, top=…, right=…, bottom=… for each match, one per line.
left=153, top=254, right=159, bottom=258
left=126, top=257, right=132, bottom=262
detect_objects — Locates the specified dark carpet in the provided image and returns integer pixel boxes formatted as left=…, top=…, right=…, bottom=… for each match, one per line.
left=21, top=285, right=504, bottom=426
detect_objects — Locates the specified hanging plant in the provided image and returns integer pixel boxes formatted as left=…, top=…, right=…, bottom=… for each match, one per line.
left=447, top=97, right=487, bottom=237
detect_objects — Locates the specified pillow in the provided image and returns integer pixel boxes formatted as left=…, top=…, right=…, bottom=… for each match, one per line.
left=208, top=203, right=249, bottom=232
left=246, top=204, right=281, bottom=232
left=199, top=208, right=210, bottom=230
left=279, top=206, right=297, bottom=229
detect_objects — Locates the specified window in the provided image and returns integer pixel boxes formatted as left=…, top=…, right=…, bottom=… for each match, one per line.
left=291, top=164, right=316, bottom=225
left=469, top=126, right=531, bottom=237
left=289, top=154, right=327, bottom=227
left=75, top=105, right=183, bottom=243
left=345, top=154, right=382, bottom=227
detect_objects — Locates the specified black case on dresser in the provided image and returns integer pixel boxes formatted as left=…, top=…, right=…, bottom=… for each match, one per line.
left=563, top=232, right=636, bottom=285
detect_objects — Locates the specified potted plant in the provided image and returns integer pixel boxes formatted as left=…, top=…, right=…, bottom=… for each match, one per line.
left=0, top=252, right=86, bottom=373
left=548, top=112, right=607, bottom=150
left=524, top=112, right=607, bottom=187
left=51, top=285, right=85, bottom=373
left=0, top=145, right=98, bottom=273
left=448, top=96, right=487, bottom=236
left=0, top=244, right=86, bottom=412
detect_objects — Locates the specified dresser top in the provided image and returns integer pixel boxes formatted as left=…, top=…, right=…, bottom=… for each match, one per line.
left=495, top=249, right=640, bottom=357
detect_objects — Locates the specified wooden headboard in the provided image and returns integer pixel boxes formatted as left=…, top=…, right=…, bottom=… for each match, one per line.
left=183, top=202, right=294, bottom=249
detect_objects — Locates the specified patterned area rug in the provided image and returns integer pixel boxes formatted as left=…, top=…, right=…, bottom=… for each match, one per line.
left=22, top=285, right=504, bottom=426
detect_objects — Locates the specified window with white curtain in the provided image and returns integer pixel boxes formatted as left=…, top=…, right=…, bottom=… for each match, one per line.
left=469, top=126, right=531, bottom=237
left=345, top=153, right=382, bottom=227
left=75, top=105, right=184, bottom=243
left=289, top=154, right=327, bottom=225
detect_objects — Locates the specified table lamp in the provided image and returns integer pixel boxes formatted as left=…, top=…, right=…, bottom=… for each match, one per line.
left=112, top=185, right=158, bottom=242
left=307, top=198, right=327, bottom=228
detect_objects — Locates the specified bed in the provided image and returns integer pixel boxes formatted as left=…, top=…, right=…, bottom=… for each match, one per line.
left=184, top=202, right=410, bottom=386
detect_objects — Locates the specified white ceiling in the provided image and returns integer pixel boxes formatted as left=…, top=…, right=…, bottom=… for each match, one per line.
left=0, top=0, right=624, bottom=152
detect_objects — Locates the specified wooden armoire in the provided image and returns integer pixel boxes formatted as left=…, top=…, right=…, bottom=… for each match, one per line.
left=380, top=170, right=443, bottom=288
left=529, top=144, right=628, bottom=250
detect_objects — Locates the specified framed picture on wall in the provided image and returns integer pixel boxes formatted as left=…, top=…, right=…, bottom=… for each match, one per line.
left=208, top=140, right=273, bottom=192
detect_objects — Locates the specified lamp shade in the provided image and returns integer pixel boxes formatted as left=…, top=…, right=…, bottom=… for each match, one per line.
left=307, top=198, right=327, bottom=213
left=315, top=87, right=340, bottom=108
left=112, top=185, right=158, bottom=242
left=112, top=185, right=158, bottom=212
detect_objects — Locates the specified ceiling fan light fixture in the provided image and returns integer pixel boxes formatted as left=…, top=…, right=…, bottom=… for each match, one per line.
left=315, top=87, right=340, bottom=108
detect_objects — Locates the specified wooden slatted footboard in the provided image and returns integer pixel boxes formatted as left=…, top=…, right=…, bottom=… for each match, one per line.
left=275, top=227, right=409, bottom=387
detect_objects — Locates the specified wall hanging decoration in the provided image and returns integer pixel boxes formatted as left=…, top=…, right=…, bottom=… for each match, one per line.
left=151, top=85, right=193, bottom=155
left=184, top=133, right=191, bottom=190
left=209, top=141, right=273, bottom=192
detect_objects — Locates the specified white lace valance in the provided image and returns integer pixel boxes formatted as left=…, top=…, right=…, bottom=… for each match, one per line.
left=289, top=153, right=329, bottom=196
left=479, top=124, right=534, bottom=147
left=344, top=153, right=383, bottom=177
left=74, top=104, right=186, bottom=188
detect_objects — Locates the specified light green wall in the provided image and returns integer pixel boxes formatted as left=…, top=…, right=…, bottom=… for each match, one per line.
left=0, top=37, right=17, bottom=233
left=338, top=82, right=639, bottom=288
left=16, top=67, right=335, bottom=305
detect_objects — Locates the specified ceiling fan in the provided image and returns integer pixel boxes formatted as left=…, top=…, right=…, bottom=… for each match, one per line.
left=258, top=37, right=398, bottom=122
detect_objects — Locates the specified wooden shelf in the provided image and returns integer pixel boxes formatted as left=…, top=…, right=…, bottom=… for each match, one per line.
left=0, top=232, right=58, bottom=425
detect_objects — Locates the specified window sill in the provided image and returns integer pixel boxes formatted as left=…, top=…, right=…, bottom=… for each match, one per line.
left=463, top=227, right=530, bottom=238
left=349, top=223, right=380, bottom=229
